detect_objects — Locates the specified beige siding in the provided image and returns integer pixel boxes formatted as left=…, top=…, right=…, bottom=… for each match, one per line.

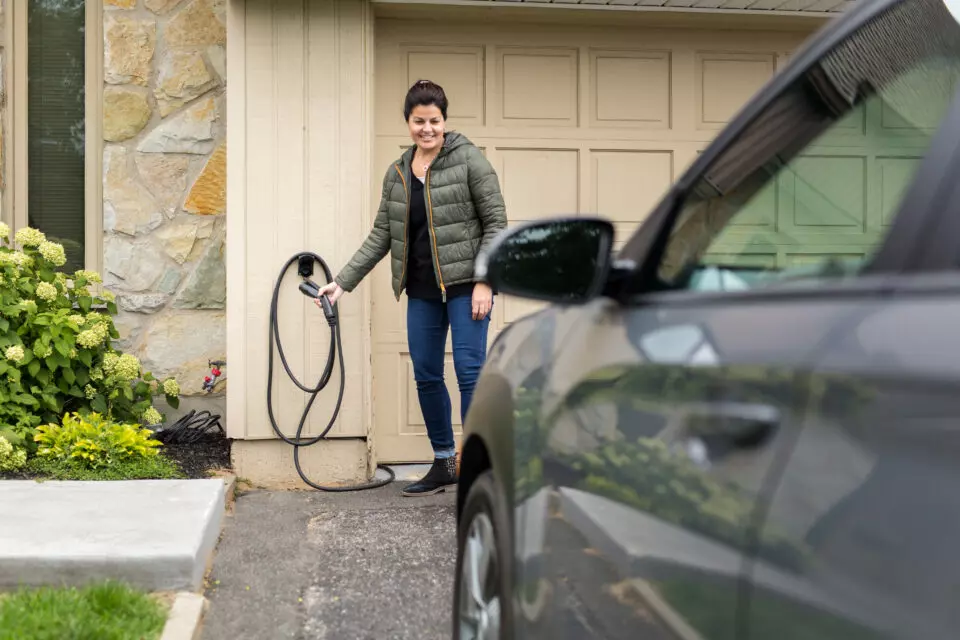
left=372, top=19, right=813, bottom=462
left=227, top=0, right=374, bottom=440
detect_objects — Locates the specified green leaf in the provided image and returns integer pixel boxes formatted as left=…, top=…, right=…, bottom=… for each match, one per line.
left=54, top=340, right=71, bottom=358
left=27, top=360, right=41, bottom=377
left=32, top=316, right=51, bottom=327
left=143, top=372, right=155, bottom=382
left=7, top=368, right=20, bottom=382
left=38, top=268, right=54, bottom=283
left=36, top=369, right=51, bottom=385
left=75, top=368, right=89, bottom=386
left=165, top=394, right=180, bottom=410
left=78, top=297, right=93, bottom=313
left=0, top=362, right=8, bottom=376
left=91, top=395, right=107, bottom=413
left=107, top=302, right=118, bottom=315
left=135, top=381, right=150, bottom=396
left=45, top=356, right=59, bottom=372
left=78, top=351, right=92, bottom=367
left=62, top=368, right=76, bottom=385
left=0, top=318, right=8, bottom=332
left=42, top=394, right=58, bottom=410
left=123, top=386, right=134, bottom=401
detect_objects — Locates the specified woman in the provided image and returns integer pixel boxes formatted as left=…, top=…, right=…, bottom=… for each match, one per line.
left=318, top=80, right=507, bottom=496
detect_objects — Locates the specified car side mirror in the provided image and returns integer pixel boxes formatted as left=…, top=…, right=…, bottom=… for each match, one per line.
left=475, top=217, right=615, bottom=304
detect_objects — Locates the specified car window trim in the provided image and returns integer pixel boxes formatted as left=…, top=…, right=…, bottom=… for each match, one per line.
left=885, top=87, right=960, bottom=272
left=863, top=85, right=960, bottom=274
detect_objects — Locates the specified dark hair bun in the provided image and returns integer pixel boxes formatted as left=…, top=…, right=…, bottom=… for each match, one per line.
left=404, top=80, right=448, bottom=121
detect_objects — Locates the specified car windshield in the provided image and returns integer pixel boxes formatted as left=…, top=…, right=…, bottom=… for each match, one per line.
left=654, top=0, right=960, bottom=293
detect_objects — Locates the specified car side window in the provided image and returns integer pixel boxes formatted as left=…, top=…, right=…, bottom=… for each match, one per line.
left=654, top=0, right=960, bottom=293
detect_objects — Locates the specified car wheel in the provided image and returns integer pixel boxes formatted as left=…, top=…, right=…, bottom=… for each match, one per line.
left=454, top=470, right=513, bottom=640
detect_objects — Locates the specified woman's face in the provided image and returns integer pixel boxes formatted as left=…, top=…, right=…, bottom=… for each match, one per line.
left=407, top=104, right=445, bottom=153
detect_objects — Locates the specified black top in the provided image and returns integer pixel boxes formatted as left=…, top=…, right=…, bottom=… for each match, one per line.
left=405, top=171, right=473, bottom=301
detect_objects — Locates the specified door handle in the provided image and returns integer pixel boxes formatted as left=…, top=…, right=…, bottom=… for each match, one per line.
left=681, top=401, right=780, bottom=449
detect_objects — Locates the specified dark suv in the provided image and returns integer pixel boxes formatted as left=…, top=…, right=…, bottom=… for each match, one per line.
left=454, top=0, right=960, bottom=638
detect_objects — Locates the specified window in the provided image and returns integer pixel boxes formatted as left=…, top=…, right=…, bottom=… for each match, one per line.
left=7, top=0, right=100, bottom=273
left=654, top=0, right=960, bottom=293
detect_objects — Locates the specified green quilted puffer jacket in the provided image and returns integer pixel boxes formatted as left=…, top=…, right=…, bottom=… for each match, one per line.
left=334, top=132, right=507, bottom=300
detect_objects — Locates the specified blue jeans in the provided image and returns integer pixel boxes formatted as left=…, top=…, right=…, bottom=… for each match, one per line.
left=407, top=295, right=491, bottom=459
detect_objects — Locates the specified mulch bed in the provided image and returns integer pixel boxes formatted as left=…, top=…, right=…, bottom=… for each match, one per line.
left=160, top=431, right=232, bottom=479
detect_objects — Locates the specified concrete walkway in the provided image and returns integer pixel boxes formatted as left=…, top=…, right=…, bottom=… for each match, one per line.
left=0, top=479, right=225, bottom=591
left=202, top=485, right=456, bottom=640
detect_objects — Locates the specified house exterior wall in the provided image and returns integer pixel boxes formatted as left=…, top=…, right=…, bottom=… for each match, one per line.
left=225, top=0, right=376, bottom=487
left=101, top=0, right=228, bottom=411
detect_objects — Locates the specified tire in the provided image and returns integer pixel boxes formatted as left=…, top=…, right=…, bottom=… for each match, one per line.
left=454, top=470, right=514, bottom=640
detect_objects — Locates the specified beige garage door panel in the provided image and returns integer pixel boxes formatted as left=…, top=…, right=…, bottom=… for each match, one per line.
left=373, top=19, right=807, bottom=463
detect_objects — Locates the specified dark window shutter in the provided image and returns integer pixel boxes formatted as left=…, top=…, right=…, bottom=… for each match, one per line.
left=27, top=0, right=86, bottom=273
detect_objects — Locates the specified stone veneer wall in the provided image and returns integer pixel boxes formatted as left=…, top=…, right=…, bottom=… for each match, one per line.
left=103, top=0, right=227, bottom=401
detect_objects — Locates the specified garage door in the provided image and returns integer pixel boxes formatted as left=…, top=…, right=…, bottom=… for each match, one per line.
left=371, top=18, right=812, bottom=462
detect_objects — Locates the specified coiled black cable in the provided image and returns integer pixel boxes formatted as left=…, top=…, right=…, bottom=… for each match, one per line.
left=267, top=251, right=395, bottom=491
left=153, top=409, right=224, bottom=444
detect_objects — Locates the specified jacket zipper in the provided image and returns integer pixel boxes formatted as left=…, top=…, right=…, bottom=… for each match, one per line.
left=424, top=166, right=447, bottom=302
left=395, top=164, right=410, bottom=300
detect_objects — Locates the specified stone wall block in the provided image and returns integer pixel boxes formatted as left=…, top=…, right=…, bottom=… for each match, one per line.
left=103, top=86, right=152, bottom=142
left=184, top=141, right=225, bottom=214
left=136, top=154, right=190, bottom=217
left=137, top=95, right=218, bottom=154
left=155, top=50, right=218, bottom=117
left=146, top=0, right=188, bottom=14
left=104, top=235, right=169, bottom=292
left=104, top=15, right=156, bottom=87
left=165, top=0, right=226, bottom=48
left=104, top=145, right=165, bottom=236
left=173, top=232, right=225, bottom=309
left=155, top=215, right=215, bottom=264
left=139, top=310, right=227, bottom=395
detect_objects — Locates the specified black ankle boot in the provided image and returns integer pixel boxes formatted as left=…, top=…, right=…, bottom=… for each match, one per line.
left=402, top=456, right=458, bottom=497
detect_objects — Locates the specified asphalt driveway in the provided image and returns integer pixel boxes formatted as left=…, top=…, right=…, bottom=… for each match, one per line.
left=202, top=484, right=457, bottom=640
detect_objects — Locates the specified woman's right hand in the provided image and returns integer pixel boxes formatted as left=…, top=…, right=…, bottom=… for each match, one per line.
left=315, top=282, right=344, bottom=308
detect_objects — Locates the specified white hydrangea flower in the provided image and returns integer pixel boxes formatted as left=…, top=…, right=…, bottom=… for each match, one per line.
left=162, top=379, right=180, bottom=397
left=74, top=270, right=102, bottom=284
left=143, top=407, right=163, bottom=426
left=35, top=282, right=57, bottom=302
left=5, top=345, right=25, bottom=363
left=69, top=314, right=86, bottom=326
left=38, top=241, right=67, bottom=267
left=15, top=227, right=46, bottom=247
left=114, top=354, right=141, bottom=381
left=0, top=223, right=10, bottom=243
left=84, top=384, right=97, bottom=400
left=102, top=352, right=120, bottom=374
left=76, top=324, right=108, bottom=349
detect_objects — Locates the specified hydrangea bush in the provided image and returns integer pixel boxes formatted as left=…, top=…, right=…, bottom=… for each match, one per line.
left=0, top=224, right=179, bottom=453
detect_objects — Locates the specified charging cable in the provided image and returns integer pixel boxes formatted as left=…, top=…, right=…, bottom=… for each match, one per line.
left=268, top=251, right=395, bottom=491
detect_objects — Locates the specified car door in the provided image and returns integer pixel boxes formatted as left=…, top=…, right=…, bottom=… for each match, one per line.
left=520, top=0, right=960, bottom=638
left=745, top=18, right=960, bottom=640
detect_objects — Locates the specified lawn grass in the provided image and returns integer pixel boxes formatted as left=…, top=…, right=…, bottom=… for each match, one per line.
left=24, top=454, right=185, bottom=481
left=0, top=581, right=168, bottom=640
